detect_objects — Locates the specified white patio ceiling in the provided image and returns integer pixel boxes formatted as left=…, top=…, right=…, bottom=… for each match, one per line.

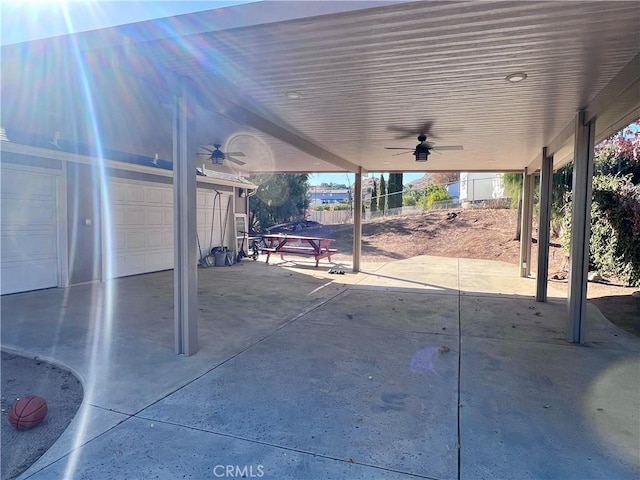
left=4, top=1, right=640, bottom=174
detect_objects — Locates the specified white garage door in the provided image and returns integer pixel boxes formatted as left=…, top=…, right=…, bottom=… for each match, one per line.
left=196, top=188, right=233, bottom=256
left=106, top=178, right=230, bottom=279
left=1, top=166, right=60, bottom=294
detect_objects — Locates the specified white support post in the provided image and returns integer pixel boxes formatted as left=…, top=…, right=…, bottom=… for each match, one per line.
left=567, top=111, right=595, bottom=343
left=353, top=169, right=363, bottom=273
left=536, top=149, right=553, bottom=302
left=173, top=77, right=199, bottom=356
left=519, top=168, right=534, bottom=278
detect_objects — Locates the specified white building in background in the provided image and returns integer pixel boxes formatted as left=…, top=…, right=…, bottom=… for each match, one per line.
left=459, top=172, right=506, bottom=204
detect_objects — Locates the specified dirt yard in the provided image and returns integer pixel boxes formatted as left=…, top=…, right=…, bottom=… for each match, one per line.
left=305, top=208, right=640, bottom=336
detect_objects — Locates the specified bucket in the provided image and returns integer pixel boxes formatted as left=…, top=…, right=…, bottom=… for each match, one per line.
left=214, top=251, right=227, bottom=267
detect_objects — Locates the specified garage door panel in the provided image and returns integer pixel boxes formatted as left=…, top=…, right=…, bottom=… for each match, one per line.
left=114, top=253, right=145, bottom=277
left=1, top=199, right=56, bottom=227
left=1, top=231, right=57, bottom=262
left=110, top=183, right=126, bottom=203
left=111, top=206, right=125, bottom=225
left=113, top=230, right=127, bottom=250
left=162, top=231, right=173, bottom=246
left=1, top=259, right=58, bottom=295
left=1, top=171, right=55, bottom=198
left=147, top=232, right=164, bottom=248
left=106, top=178, right=228, bottom=278
left=125, top=231, right=146, bottom=250
left=197, top=194, right=229, bottom=252
left=146, top=209, right=164, bottom=226
left=145, top=188, right=164, bottom=204
left=147, top=252, right=171, bottom=270
left=125, top=185, right=145, bottom=203
left=124, top=208, right=145, bottom=226
left=1, top=167, right=59, bottom=294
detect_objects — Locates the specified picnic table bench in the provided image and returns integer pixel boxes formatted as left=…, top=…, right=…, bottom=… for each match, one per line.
left=261, top=234, right=337, bottom=267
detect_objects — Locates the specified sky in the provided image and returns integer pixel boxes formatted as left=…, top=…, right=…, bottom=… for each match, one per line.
left=0, top=1, right=257, bottom=45
left=308, top=172, right=425, bottom=187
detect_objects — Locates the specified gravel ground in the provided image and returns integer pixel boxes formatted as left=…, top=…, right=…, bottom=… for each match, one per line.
left=1, top=352, right=83, bottom=480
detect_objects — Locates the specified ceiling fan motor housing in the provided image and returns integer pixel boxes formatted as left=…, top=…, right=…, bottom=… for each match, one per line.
left=414, top=143, right=430, bottom=162
left=211, top=145, right=225, bottom=164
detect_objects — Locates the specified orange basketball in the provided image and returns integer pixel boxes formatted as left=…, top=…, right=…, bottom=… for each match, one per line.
left=8, top=395, right=48, bottom=430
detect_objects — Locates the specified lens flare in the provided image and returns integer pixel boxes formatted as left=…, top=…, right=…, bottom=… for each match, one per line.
left=56, top=4, right=115, bottom=478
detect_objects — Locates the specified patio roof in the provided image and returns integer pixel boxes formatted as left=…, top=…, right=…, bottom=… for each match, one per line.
left=2, top=1, right=639, bottom=174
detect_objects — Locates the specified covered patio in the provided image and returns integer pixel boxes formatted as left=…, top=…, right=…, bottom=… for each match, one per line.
left=2, top=2, right=640, bottom=478
left=2, top=257, right=638, bottom=479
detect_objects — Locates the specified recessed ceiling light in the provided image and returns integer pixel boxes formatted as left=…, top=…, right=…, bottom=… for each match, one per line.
left=285, top=91, right=303, bottom=99
left=312, top=162, right=320, bottom=166
left=505, top=72, right=527, bottom=83
left=382, top=161, right=391, bottom=165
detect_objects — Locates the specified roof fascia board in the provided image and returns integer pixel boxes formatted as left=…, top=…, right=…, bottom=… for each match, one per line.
left=0, top=142, right=256, bottom=189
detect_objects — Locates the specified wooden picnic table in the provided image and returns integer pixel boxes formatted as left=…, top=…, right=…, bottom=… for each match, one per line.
left=261, top=233, right=337, bottom=267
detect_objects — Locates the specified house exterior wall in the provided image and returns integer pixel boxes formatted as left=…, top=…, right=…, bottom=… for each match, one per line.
left=309, top=188, right=350, bottom=206
left=67, top=163, right=102, bottom=284
left=446, top=182, right=460, bottom=199
left=1, top=145, right=251, bottom=291
left=459, top=173, right=505, bottom=202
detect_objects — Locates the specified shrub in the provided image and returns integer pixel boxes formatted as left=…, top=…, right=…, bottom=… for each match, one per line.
left=421, top=185, right=451, bottom=210
left=562, top=174, right=640, bottom=286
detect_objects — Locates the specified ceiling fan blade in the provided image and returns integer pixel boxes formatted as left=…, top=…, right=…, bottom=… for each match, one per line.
left=227, top=156, right=246, bottom=166
left=226, top=151, right=245, bottom=157
left=387, top=126, right=416, bottom=139
left=388, top=121, right=437, bottom=139
left=431, top=145, right=464, bottom=151
left=384, top=147, right=413, bottom=150
left=200, top=147, right=215, bottom=153
left=391, top=151, right=413, bottom=157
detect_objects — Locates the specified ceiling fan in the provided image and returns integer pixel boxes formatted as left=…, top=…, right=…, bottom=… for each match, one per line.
left=198, top=144, right=246, bottom=165
left=385, top=122, right=463, bottom=162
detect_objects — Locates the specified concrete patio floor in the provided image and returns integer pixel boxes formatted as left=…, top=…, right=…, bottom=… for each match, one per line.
left=2, top=255, right=639, bottom=480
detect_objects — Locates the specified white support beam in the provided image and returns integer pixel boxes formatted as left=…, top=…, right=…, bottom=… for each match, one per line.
left=352, top=168, right=363, bottom=273
left=567, top=111, right=595, bottom=344
left=173, top=77, right=199, bottom=356
left=519, top=168, right=534, bottom=278
left=536, top=149, right=553, bottom=302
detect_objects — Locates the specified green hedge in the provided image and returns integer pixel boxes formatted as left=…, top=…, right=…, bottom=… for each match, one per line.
left=562, top=174, right=640, bottom=286
left=420, top=185, right=451, bottom=210
left=314, top=203, right=350, bottom=211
